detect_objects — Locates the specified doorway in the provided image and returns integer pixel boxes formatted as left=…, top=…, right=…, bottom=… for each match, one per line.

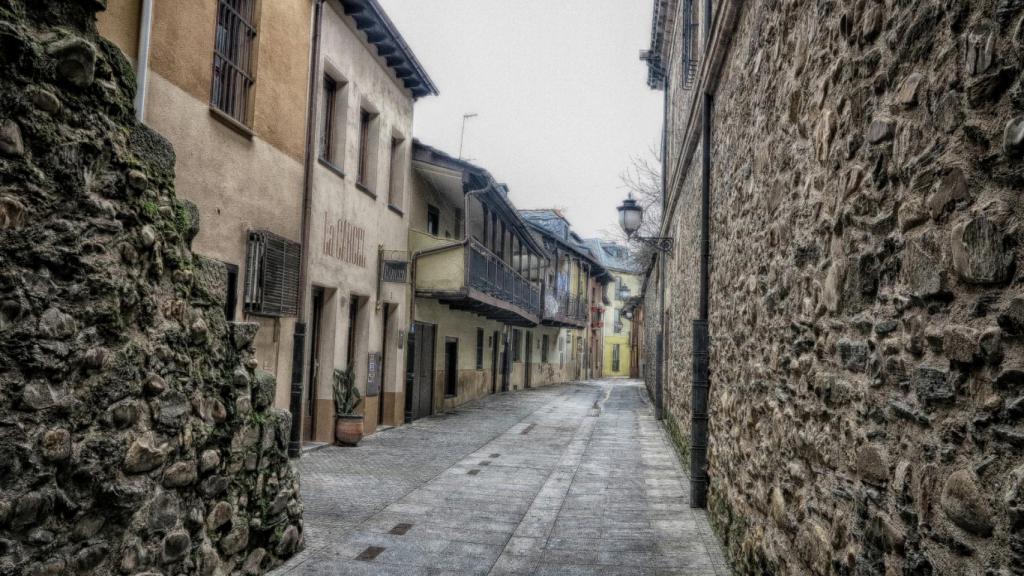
left=304, top=287, right=325, bottom=443
left=444, top=338, right=458, bottom=398
left=405, top=322, right=435, bottom=421
left=491, top=330, right=500, bottom=394
left=524, top=331, right=533, bottom=389
left=378, top=304, right=390, bottom=426
left=500, top=329, right=510, bottom=392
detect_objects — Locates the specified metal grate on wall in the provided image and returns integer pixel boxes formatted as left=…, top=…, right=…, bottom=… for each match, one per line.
left=681, top=0, right=699, bottom=90
left=244, top=230, right=301, bottom=317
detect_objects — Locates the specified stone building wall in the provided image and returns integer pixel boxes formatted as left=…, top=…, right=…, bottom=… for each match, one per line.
left=656, top=0, right=1024, bottom=573
left=0, top=2, right=303, bottom=574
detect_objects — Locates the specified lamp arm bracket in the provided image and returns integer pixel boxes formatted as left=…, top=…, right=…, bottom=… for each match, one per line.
left=634, top=236, right=674, bottom=254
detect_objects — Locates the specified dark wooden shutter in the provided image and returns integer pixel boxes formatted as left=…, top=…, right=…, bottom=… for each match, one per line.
left=243, top=230, right=301, bottom=317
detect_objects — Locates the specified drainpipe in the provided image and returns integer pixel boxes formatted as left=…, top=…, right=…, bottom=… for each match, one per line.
left=288, top=0, right=325, bottom=458
left=691, top=94, right=713, bottom=508
left=134, top=0, right=154, bottom=121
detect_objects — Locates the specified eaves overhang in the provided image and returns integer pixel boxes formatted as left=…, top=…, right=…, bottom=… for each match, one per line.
left=338, top=0, right=439, bottom=99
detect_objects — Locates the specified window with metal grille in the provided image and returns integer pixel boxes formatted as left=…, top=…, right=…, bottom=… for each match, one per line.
left=243, top=230, right=301, bottom=317
left=541, top=334, right=549, bottom=363
left=512, top=329, right=521, bottom=362
left=680, top=0, right=699, bottom=90
left=211, top=0, right=257, bottom=125
left=612, top=344, right=621, bottom=372
left=321, top=76, right=339, bottom=164
left=476, top=329, right=484, bottom=370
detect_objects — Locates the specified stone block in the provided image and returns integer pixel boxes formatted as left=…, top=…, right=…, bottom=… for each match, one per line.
left=913, top=366, right=955, bottom=406
left=941, top=470, right=994, bottom=536
left=951, top=217, right=1013, bottom=285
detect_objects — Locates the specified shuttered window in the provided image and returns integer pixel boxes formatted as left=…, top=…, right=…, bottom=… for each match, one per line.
left=243, top=230, right=301, bottom=317
left=211, top=0, right=257, bottom=126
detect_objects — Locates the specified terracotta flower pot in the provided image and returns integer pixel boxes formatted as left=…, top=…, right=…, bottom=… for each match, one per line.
left=335, top=415, right=363, bottom=446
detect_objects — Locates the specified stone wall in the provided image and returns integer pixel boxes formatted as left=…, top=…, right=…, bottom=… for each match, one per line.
left=656, top=0, right=1024, bottom=573
left=0, top=2, right=303, bottom=574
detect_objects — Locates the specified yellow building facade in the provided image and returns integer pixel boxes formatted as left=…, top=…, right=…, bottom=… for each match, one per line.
left=601, top=259, right=641, bottom=378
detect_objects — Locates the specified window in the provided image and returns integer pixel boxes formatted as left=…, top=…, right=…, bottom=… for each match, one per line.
left=512, top=330, right=521, bottom=362
left=211, top=0, right=257, bottom=125
left=454, top=208, right=463, bottom=240
left=614, top=309, right=623, bottom=333
left=541, top=334, right=549, bottom=363
left=388, top=136, right=404, bottom=208
left=357, top=109, right=376, bottom=189
left=320, top=76, right=339, bottom=164
left=427, top=205, right=440, bottom=236
left=612, top=344, right=621, bottom=372
left=475, top=328, right=484, bottom=370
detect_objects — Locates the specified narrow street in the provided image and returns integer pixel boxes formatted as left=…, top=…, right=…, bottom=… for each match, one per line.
left=273, top=380, right=728, bottom=575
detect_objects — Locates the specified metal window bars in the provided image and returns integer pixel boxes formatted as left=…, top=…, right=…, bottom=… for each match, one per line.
left=211, top=0, right=257, bottom=125
left=681, top=0, right=699, bottom=90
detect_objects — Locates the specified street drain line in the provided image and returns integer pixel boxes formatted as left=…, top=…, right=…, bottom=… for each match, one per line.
left=389, top=523, right=413, bottom=535
left=356, top=546, right=385, bottom=561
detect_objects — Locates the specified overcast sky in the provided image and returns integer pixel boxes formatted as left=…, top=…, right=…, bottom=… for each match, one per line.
left=380, top=0, right=664, bottom=238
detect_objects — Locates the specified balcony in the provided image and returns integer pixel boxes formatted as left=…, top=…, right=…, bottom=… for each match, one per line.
left=412, top=232, right=541, bottom=326
left=543, top=290, right=589, bottom=328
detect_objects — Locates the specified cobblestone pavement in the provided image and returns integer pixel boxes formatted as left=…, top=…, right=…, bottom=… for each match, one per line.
left=272, top=380, right=730, bottom=575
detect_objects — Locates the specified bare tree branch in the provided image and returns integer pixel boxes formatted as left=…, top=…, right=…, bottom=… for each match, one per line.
left=608, top=148, right=662, bottom=272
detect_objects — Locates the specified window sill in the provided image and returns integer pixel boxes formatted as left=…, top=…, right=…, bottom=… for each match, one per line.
left=318, top=157, right=345, bottom=180
left=387, top=204, right=404, bottom=217
left=209, top=106, right=254, bottom=139
left=445, top=394, right=457, bottom=399
left=356, top=182, right=377, bottom=199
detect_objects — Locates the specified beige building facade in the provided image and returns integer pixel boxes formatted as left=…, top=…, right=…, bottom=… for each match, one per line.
left=301, top=0, right=436, bottom=444
left=98, top=0, right=313, bottom=409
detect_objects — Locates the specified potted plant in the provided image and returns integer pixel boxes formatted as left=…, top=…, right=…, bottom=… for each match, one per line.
left=332, top=366, right=363, bottom=446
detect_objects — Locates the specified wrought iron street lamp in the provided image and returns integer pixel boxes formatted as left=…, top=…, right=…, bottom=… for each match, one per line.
left=616, top=194, right=674, bottom=254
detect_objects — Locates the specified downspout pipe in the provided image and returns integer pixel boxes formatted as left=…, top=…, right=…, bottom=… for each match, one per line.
left=690, top=93, right=712, bottom=508
left=134, top=0, right=154, bottom=121
left=288, top=0, right=325, bottom=458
